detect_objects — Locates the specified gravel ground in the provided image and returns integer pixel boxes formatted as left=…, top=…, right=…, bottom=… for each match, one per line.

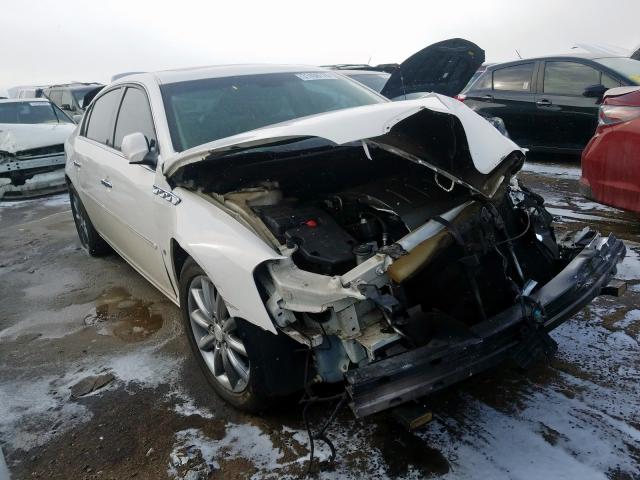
left=1, top=158, right=639, bottom=480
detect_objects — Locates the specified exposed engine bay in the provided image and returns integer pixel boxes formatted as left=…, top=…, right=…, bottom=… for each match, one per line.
left=170, top=104, right=625, bottom=418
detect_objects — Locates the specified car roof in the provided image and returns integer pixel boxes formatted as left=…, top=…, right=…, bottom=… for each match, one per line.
left=46, top=83, right=102, bottom=90
left=0, top=98, right=50, bottom=104
left=338, top=70, right=390, bottom=76
left=115, top=64, right=333, bottom=86
left=484, top=54, right=628, bottom=70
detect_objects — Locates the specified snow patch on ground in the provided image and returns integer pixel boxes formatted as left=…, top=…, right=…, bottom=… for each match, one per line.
left=0, top=373, right=91, bottom=451
left=573, top=200, right=622, bottom=213
left=168, top=424, right=291, bottom=478
left=522, top=162, right=581, bottom=180
left=166, top=389, right=215, bottom=420
left=616, top=245, right=640, bottom=281
left=0, top=346, right=183, bottom=452
left=167, top=420, right=394, bottom=479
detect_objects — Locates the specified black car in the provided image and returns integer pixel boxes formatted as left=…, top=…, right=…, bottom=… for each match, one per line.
left=458, top=55, right=640, bottom=154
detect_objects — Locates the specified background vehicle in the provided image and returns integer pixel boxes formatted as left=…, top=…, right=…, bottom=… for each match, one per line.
left=14, top=86, right=47, bottom=99
left=459, top=55, right=640, bottom=154
left=329, top=68, right=391, bottom=93
left=0, top=98, right=75, bottom=198
left=65, top=65, right=624, bottom=419
left=581, top=86, right=640, bottom=213
left=44, top=82, right=104, bottom=119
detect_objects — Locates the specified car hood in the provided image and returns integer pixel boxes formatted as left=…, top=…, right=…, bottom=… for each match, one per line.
left=0, top=123, right=76, bottom=154
left=164, top=94, right=523, bottom=197
left=380, top=38, right=485, bottom=99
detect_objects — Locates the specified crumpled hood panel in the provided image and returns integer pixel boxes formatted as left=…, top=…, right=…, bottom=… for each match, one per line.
left=164, top=94, right=523, bottom=183
left=0, top=123, right=76, bottom=154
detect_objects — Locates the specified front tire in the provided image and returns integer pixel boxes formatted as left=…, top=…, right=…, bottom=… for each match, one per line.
left=68, top=182, right=111, bottom=256
left=180, top=258, right=303, bottom=412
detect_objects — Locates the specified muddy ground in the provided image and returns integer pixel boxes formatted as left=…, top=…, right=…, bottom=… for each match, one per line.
left=1, top=157, right=639, bottom=479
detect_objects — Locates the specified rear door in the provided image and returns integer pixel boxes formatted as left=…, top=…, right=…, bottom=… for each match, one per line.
left=465, top=62, right=538, bottom=147
left=533, top=60, right=619, bottom=152
left=74, top=87, right=123, bottom=233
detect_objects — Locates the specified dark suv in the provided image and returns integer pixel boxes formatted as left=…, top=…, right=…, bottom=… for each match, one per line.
left=44, top=83, right=103, bottom=119
left=459, top=55, right=640, bottom=154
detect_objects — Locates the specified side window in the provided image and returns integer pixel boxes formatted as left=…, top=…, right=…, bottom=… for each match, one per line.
left=543, top=62, right=600, bottom=95
left=113, top=87, right=157, bottom=150
left=85, top=88, right=121, bottom=146
left=475, top=72, right=492, bottom=90
left=601, top=72, right=621, bottom=89
left=493, top=64, right=534, bottom=92
left=49, top=90, right=62, bottom=106
left=61, top=90, right=74, bottom=110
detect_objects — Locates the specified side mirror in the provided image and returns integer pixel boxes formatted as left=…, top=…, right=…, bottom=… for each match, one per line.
left=72, top=114, right=83, bottom=124
left=583, top=84, right=607, bottom=99
left=122, top=132, right=157, bottom=167
left=61, top=103, right=72, bottom=111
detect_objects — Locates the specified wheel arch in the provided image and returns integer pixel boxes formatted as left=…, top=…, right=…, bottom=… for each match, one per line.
left=169, top=236, right=279, bottom=334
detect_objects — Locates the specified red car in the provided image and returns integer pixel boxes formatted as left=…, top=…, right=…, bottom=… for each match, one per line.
left=581, top=86, right=640, bottom=213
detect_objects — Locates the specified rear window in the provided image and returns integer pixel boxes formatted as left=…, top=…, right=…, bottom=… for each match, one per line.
left=161, top=72, right=384, bottom=152
left=0, top=101, right=73, bottom=124
left=595, top=57, right=640, bottom=85
left=493, top=63, right=534, bottom=91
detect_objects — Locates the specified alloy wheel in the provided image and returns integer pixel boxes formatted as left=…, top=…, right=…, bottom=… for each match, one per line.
left=187, top=275, right=250, bottom=393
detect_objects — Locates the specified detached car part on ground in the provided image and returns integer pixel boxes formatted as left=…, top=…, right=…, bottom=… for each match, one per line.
left=1, top=99, right=76, bottom=199
left=66, top=66, right=625, bottom=419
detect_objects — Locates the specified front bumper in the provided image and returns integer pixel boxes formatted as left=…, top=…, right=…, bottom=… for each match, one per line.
left=345, top=233, right=626, bottom=418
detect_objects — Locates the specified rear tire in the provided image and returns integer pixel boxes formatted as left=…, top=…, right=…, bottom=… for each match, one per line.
left=180, top=258, right=304, bottom=412
left=68, top=182, right=111, bottom=256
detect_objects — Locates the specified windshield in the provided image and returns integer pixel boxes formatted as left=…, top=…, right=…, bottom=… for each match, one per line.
left=344, top=73, right=390, bottom=92
left=0, top=101, right=74, bottom=124
left=595, top=58, right=640, bottom=84
left=161, top=71, right=385, bottom=151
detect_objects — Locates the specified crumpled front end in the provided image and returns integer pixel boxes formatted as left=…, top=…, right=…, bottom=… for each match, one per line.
left=171, top=98, right=625, bottom=416
left=253, top=177, right=625, bottom=417
left=0, top=144, right=67, bottom=199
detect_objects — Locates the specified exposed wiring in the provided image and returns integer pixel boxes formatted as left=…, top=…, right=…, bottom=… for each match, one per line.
left=296, top=319, right=349, bottom=476
left=495, top=210, right=531, bottom=246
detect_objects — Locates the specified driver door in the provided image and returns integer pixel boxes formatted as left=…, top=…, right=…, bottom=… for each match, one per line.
left=99, top=85, right=174, bottom=296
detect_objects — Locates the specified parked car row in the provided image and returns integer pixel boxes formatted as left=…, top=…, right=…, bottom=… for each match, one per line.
left=1, top=83, right=103, bottom=198
left=458, top=54, right=640, bottom=154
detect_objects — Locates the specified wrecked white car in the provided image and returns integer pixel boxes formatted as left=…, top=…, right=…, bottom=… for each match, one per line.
left=65, top=66, right=625, bottom=417
left=0, top=98, right=76, bottom=199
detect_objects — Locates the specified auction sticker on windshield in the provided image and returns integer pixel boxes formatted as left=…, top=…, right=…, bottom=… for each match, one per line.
left=295, top=72, right=339, bottom=81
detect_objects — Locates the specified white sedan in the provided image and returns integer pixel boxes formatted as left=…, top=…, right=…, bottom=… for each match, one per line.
left=65, top=65, right=625, bottom=417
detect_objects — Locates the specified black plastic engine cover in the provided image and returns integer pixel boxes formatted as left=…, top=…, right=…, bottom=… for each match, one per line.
left=255, top=204, right=357, bottom=275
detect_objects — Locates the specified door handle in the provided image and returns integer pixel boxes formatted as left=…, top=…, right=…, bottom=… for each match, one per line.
left=72, top=160, right=82, bottom=168
left=481, top=94, right=494, bottom=101
left=100, top=179, right=112, bottom=189
left=536, top=99, right=552, bottom=106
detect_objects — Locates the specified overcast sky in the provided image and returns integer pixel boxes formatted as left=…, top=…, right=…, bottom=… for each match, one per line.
left=2, top=0, right=639, bottom=95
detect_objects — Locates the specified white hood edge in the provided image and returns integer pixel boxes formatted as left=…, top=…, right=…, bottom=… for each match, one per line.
left=0, top=123, right=77, bottom=155
left=163, top=94, right=524, bottom=178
